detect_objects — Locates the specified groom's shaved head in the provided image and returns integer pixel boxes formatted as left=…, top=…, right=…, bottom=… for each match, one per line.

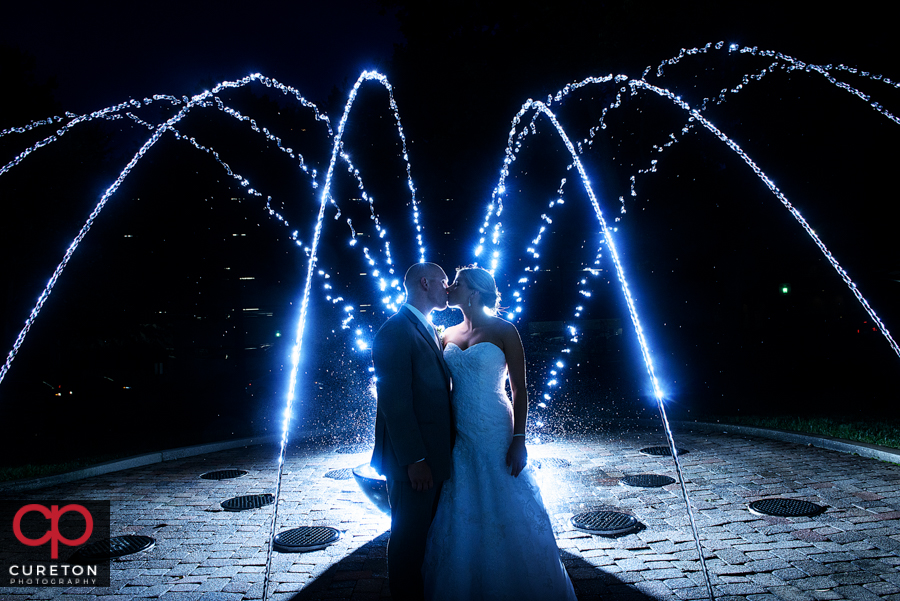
left=404, top=262, right=443, bottom=294
left=404, top=262, right=449, bottom=314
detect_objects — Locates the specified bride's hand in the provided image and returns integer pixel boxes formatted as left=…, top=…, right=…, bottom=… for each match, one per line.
left=506, top=437, right=527, bottom=477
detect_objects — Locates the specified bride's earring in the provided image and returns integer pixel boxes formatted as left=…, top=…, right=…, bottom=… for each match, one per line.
left=468, top=295, right=472, bottom=308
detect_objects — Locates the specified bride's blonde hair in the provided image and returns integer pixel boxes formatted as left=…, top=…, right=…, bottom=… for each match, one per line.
left=456, top=266, right=500, bottom=315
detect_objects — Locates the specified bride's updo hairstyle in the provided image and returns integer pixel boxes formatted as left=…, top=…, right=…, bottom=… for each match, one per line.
left=456, top=266, right=501, bottom=315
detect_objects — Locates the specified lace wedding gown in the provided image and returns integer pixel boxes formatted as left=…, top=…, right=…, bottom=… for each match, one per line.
left=422, top=342, right=577, bottom=601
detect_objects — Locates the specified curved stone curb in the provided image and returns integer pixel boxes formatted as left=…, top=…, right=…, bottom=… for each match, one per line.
left=677, top=420, right=900, bottom=464
left=0, top=429, right=331, bottom=492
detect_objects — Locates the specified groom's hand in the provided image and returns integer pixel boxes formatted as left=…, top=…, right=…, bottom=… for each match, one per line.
left=507, top=438, right=527, bottom=477
left=408, top=460, right=434, bottom=491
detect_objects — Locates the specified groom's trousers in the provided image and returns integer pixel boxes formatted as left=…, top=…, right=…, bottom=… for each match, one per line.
left=386, top=478, right=443, bottom=601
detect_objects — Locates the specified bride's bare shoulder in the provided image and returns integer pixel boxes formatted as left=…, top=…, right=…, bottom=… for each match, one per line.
left=489, top=315, right=519, bottom=332
left=488, top=316, right=522, bottom=342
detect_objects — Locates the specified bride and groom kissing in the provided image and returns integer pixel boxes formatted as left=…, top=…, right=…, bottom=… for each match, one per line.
left=370, top=263, right=576, bottom=601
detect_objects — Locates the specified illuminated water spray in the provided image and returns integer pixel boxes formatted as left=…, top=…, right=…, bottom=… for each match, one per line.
left=0, top=68, right=425, bottom=600
left=479, top=97, right=715, bottom=596
left=468, top=47, right=899, bottom=601
left=1, top=41, right=898, bottom=601
left=0, top=70, right=420, bottom=383
left=0, top=73, right=332, bottom=384
left=262, top=70, right=422, bottom=600
left=563, top=44, right=900, bottom=359
left=0, top=92, right=211, bottom=384
left=630, top=76, right=900, bottom=358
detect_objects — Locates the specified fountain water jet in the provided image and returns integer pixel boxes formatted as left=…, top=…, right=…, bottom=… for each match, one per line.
left=482, top=95, right=718, bottom=598
left=0, top=42, right=897, bottom=600
left=262, top=69, right=425, bottom=600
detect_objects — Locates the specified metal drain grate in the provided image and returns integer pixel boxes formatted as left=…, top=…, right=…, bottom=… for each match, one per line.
left=571, top=511, right=639, bottom=536
left=536, top=457, right=571, bottom=469
left=221, top=493, right=275, bottom=511
left=273, top=526, right=341, bottom=552
left=622, top=474, right=676, bottom=487
left=324, top=468, right=355, bottom=480
left=748, top=498, right=825, bottom=517
left=200, top=469, right=248, bottom=480
left=69, top=535, right=155, bottom=562
left=639, top=446, right=687, bottom=457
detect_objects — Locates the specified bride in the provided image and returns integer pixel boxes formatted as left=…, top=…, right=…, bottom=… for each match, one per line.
left=422, top=266, right=576, bottom=600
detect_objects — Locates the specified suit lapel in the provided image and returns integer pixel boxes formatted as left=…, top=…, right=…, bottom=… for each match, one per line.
left=401, top=306, right=452, bottom=386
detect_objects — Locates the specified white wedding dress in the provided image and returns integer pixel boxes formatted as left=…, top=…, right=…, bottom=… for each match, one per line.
left=423, top=342, right=577, bottom=601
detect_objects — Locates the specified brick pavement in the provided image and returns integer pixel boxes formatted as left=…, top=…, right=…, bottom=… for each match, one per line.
left=1, top=424, right=899, bottom=600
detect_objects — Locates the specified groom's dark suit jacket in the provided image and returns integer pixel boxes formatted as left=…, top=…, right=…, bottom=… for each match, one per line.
left=371, top=306, right=454, bottom=482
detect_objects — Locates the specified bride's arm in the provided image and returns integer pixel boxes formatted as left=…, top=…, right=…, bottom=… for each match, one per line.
left=503, top=322, right=528, bottom=477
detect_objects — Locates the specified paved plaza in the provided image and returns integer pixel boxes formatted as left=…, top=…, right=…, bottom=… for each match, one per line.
left=2, top=422, right=899, bottom=600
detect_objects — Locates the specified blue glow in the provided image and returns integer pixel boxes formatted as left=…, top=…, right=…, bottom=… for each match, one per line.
left=1, top=45, right=898, bottom=601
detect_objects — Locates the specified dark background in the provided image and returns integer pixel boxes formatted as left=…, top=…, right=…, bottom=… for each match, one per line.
left=1, top=1, right=898, bottom=466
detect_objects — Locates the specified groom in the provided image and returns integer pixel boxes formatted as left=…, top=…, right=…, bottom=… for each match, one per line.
left=371, top=262, right=454, bottom=601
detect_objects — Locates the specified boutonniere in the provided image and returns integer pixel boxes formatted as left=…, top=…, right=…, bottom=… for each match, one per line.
left=435, top=325, right=445, bottom=339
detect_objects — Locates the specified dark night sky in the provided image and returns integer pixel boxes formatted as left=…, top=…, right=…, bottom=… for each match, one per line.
left=2, top=0, right=402, bottom=113
left=1, top=0, right=899, bottom=449
left=3, top=1, right=897, bottom=115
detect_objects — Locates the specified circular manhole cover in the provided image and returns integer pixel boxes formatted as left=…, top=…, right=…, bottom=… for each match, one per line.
left=69, top=535, right=155, bottom=562
left=221, top=493, right=275, bottom=511
left=273, top=526, right=341, bottom=552
left=639, top=446, right=688, bottom=457
left=324, top=468, right=354, bottom=480
left=622, top=474, right=676, bottom=488
left=200, top=469, right=248, bottom=480
left=571, top=511, right=639, bottom=536
left=748, top=498, right=825, bottom=517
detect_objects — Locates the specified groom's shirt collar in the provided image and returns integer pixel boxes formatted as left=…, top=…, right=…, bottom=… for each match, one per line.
left=403, top=303, right=432, bottom=331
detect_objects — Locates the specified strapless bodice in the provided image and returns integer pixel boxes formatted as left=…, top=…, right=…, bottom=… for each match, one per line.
left=444, top=342, right=512, bottom=453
